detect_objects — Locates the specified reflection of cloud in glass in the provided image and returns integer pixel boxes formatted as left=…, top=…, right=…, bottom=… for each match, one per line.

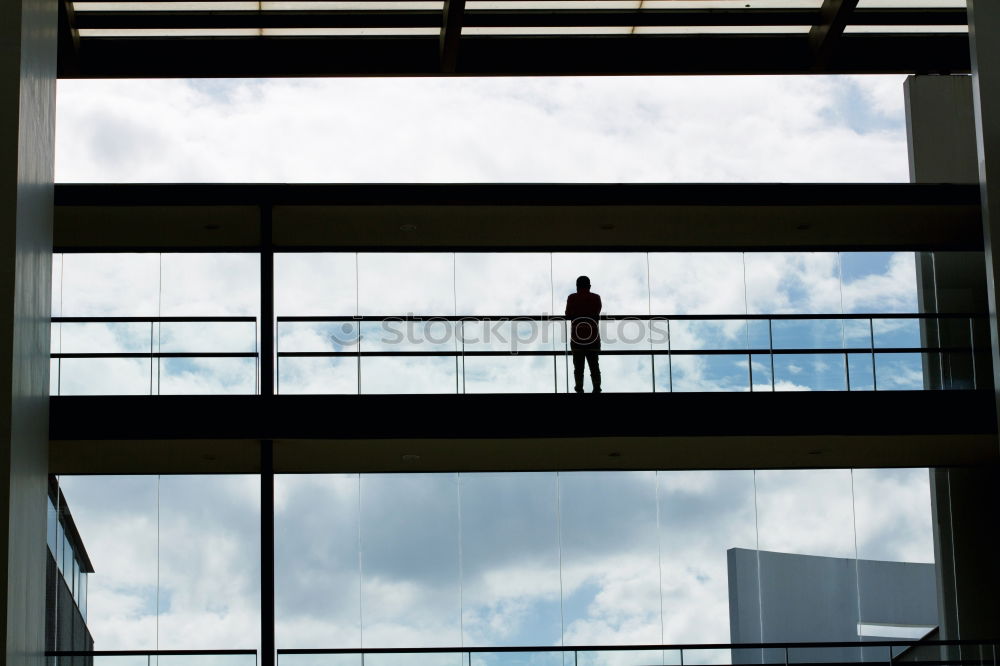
left=54, top=250, right=927, bottom=395
left=63, top=469, right=934, bottom=656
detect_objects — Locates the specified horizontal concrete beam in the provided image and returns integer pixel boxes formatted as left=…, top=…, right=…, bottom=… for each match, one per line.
left=50, top=391, right=999, bottom=473
left=54, top=183, right=983, bottom=252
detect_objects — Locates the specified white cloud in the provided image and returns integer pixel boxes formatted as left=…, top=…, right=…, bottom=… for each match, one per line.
left=56, top=76, right=909, bottom=183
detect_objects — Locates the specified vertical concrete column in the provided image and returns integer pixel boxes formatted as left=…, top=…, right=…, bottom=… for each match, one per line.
left=0, top=0, right=58, bottom=662
left=969, top=0, right=1000, bottom=408
left=904, top=75, right=987, bottom=390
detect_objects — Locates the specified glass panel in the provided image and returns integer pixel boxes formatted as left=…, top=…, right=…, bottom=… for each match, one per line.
left=600, top=318, right=651, bottom=351
left=55, top=476, right=158, bottom=649
left=58, top=358, right=152, bottom=395
left=744, top=252, right=842, bottom=315
left=455, top=253, right=552, bottom=315
left=357, top=253, right=455, bottom=316
left=158, top=357, right=257, bottom=395
left=872, top=318, right=921, bottom=348
left=159, top=321, right=257, bottom=354
left=61, top=321, right=151, bottom=354
left=648, top=253, right=746, bottom=316
left=279, top=321, right=360, bottom=353
left=461, top=320, right=559, bottom=354
left=360, top=474, right=461, bottom=647
left=160, top=253, right=260, bottom=316
left=558, top=472, right=660, bottom=645
left=576, top=650, right=668, bottom=666
left=276, top=253, right=358, bottom=317
left=47, top=496, right=58, bottom=556
left=852, top=469, right=934, bottom=563
left=462, top=356, right=556, bottom=393
left=552, top=253, right=649, bottom=316
left=459, top=473, right=561, bottom=647
left=844, top=318, right=872, bottom=349
left=668, top=320, right=748, bottom=351
left=847, top=353, right=875, bottom=391
left=874, top=353, right=924, bottom=390
left=840, top=252, right=918, bottom=314
left=469, top=653, right=563, bottom=666
left=60, top=253, right=159, bottom=317
left=55, top=519, right=66, bottom=575
left=593, top=353, right=653, bottom=393
left=770, top=319, right=843, bottom=350
left=750, top=353, right=773, bottom=391
left=665, top=354, right=750, bottom=392
left=278, top=356, right=359, bottom=394
left=156, top=476, right=261, bottom=649
left=361, top=320, right=456, bottom=353
left=754, top=470, right=858, bottom=657
left=62, top=533, right=73, bottom=584
left=773, top=354, right=846, bottom=391
left=659, top=471, right=757, bottom=644
left=360, top=357, right=457, bottom=394
left=276, top=475, right=362, bottom=649
left=79, top=572, right=88, bottom=620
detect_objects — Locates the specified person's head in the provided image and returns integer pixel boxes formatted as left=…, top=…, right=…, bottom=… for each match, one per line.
left=576, top=275, right=591, bottom=292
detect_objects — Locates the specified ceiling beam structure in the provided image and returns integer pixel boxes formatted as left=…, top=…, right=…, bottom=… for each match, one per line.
left=52, top=183, right=983, bottom=253
left=59, top=1, right=969, bottom=78
left=810, top=0, right=860, bottom=70
left=439, top=0, right=467, bottom=73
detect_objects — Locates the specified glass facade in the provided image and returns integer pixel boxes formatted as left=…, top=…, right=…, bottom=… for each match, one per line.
left=49, top=250, right=989, bottom=395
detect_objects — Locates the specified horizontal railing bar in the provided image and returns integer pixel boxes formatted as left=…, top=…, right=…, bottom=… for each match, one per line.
left=47, top=649, right=257, bottom=656
left=278, top=347, right=967, bottom=357
left=278, top=313, right=982, bottom=322
left=53, top=352, right=258, bottom=358
left=277, top=638, right=996, bottom=655
left=53, top=316, right=256, bottom=323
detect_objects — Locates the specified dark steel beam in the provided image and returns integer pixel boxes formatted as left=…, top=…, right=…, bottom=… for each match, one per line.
left=63, top=32, right=970, bottom=78
left=53, top=183, right=982, bottom=208
left=58, top=0, right=81, bottom=77
left=440, top=0, right=467, bottom=72
left=810, top=0, right=859, bottom=69
left=71, top=8, right=967, bottom=30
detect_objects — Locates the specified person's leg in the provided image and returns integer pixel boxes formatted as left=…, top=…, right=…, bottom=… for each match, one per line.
left=572, top=349, right=585, bottom=393
left=587, top=350, right=601, bottom=393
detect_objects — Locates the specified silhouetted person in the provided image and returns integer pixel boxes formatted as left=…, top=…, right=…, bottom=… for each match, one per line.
left=566, top=275, right=602, bottom=393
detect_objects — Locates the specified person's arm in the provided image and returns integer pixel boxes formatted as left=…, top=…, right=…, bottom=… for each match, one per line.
left=565, top=294, right=575, bottom=318
left=595, top=294, right=602, bottom=317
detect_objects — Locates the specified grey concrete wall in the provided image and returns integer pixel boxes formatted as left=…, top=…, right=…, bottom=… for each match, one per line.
left=905, top=75, right=990, bottom=390
left=728, top=549, right=937, bottom=664
left=0, top=0, right=57, bottom=662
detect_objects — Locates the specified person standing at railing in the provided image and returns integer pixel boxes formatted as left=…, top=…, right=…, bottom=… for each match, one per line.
left=566, top=275, right=602, bottom=394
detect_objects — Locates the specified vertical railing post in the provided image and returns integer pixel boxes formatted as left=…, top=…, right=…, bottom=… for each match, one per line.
left=261, top=440, right=275, bottom=666
left=667, top=319, right=673, bottom=392
left=149, top=320, right=155, bottom=395
left=260, top=204, right=275, bottom=397
left=768, top=318, right=775, bottom=392
left=870, top=318, right=878, bottom=391
left=970, top=316, right=978, bottom=390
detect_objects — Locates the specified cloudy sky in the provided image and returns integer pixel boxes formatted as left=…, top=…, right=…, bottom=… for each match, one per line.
left=55, top=75, right=909, bottom=183
left=52, top=73, right=943, bottom=661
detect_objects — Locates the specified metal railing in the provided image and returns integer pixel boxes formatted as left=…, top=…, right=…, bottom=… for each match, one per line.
left=47, top=649, right=257, bottom=666
left=47, top=312, right=986, bottom=395
left=50, top=316, right=259, bottom=396
left=277, top=640, right=999, bottom=666
left=276, top=312, right=986, bottom=394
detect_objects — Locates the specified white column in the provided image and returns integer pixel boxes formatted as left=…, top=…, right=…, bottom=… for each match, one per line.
left=0, top=0, right=57, bottom=662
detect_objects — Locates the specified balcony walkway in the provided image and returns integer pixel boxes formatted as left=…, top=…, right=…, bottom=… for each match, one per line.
left=49, top=390, right=998, bottom=474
